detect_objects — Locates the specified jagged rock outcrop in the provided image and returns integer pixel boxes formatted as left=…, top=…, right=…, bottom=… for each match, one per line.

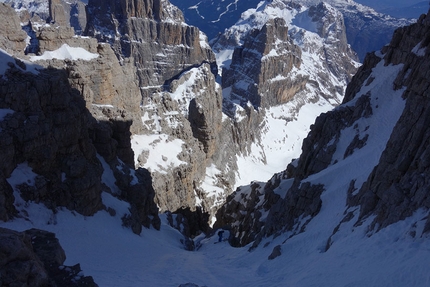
left=49, top=0, right=70, bottom=27
left=85, top=0, right=217, bottom=93
left=4, top=0, right=87, bottom=34
left=0, top=227, right=98, bottom=286
left=221, top=2, right=358, bottom=112
left=0, top=7, right=160, bottom=233
left=223, top=17, right=303, bottom=109
left=0, top=3, right=27, bottom=55
left=83, top=0, right=228, bottom=221
left=214, top=181, right=280, bottom=247
left=0, top=62, right=104, bottom=216
left=216, top=9, right=430, bottom=248
left=350, top=11, right=430, bottom=231
left=135, top=63, right=224, bottom=215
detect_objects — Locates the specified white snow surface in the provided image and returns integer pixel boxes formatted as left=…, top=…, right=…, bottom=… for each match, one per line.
left=216, top=0, right=360, bottom=189
left=1, top=1, right=429, bottom=286
left=29, top=44, right=99, bottom=61
left=131, top=134, right=186, bottom=174
left=2, top=155, right=430, bottom=287
left=0, top=48, right=41, bottom=76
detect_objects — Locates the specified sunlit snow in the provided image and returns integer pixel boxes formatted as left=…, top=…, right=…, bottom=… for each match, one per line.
left=29, top=44, right=99, bottom=61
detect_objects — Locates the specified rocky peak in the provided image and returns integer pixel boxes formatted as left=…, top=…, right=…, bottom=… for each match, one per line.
left=305, top=2, right=358, bottom=79
left=216, top=8, right=430, bottom=247
left=0, top=3, right=28, bottom=55
left=49, top=0, right=70, bottom=27
left=222, top=17, right=302, bottom=110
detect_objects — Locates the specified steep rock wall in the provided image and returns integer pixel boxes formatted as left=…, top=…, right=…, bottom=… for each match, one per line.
left=216, top=9, right=430, bottom=247
left=351, top=11, right=430, bottom=231
left=0, top=6, right=160, bottom=233
left=85, top=0, right=216, bottom=92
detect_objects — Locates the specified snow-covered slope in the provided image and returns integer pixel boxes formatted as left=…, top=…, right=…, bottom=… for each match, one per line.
left=173, top=0, right=415, bottom=61
left=1, top=157, right=429, bottom=287
left=215, top=0, right=359, bottom=188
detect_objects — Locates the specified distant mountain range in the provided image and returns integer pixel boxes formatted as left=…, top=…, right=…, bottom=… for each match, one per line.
left=170, top=0, right=414, bottom=61
left=379, top=1, right=429, bottom=19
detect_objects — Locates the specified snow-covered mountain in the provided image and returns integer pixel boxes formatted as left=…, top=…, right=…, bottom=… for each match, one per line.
left=212, top=0, right=359, bottom=189
left=1, top=7, right=430, bottom=285
left=1, top=0, right=430, bottom=286
left=171, top=0, right=416, bottom=61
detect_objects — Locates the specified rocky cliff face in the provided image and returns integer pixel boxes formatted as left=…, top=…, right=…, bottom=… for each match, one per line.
left=215, top=9, right=430, bottom=247
left=0, top=5, right=160, bottom=236
left=219, top=1, right=358, bottom=110
left=350, top=11, right=430, bottom=232
left=0, top=227, right=97, bottom=286
left=0, top=3, right=28, bottom=55
left=211, top=0, right=359, bottom=186
left=0, top=0, right=228, bottom=232
left=82, top=0, right=230, bottom=221
left=223, top=17, right=303, bottom=110
left=85, top=0, right=217, bottom=92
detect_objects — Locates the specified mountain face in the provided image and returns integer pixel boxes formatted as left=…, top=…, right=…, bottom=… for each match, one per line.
left=216, top=8, right=430, bottom=248
left=85, top=0, right=217, bottom=92
left=0, top=1, right=161, bottom=235
left=218, top=1, right=358, bottom=112
left=1, top=0, right=430, bottom=285
left=171, top=0, right=415, bottom=61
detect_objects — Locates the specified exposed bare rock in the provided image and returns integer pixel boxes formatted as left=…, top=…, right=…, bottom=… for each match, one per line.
left=214, top=181, right=280, bottom=247
left=0, top=3, right=27, bottom=55
left=0, top=42, right=159, bottom=232
left=0, top=228, right=49, bottom=286
left=350, top=10, right=430, bottom=231
left=134, top=63, right=224, bottom=218
left=268, top=245, right=282, bottom=260
left=85, top=0, right=217, bottom=94
left=223, top=17, right=303, bottom=109
left=0, top=63, right=104, bottom=216
left=214, top=7, right=430, bottom=248
left=0, top=177, right=16, bottom=221
left=0, top=227, right=98, bottom=286
left=49, top=0, right=70, bottom=27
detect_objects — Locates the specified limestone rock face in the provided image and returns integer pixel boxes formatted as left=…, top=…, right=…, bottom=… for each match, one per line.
left=84, top=0, right=224, bottom=219
left=136, top=63, right=223, bottom=215
left=0, top=62, right=104, bottom=216
left=0, top=13, right=160, bottom=232
left=85, top=0, right=217, bottom=93
left=49, top=0, right=70, bottom=27
left=0, top=3, right=27, bottom=55
left=221, top=2, right=357, bottom=111
left=0, top=227, right=98, bottom=286
left=214, top=181, right=280, bottom=247
left=223, top=17, right=303, bottom=109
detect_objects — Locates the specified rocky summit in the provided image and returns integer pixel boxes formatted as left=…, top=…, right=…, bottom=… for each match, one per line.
left=1, top=0, right=430, bottom=286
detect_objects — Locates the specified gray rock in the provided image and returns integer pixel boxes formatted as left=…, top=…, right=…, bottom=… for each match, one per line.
left=0, top=227, right=98, bottom=286
left=49, top=0, right=70, bottom=27
left=348, top=10, right=430, bottom=233
left=0, top=3, right=27, bottom=55
left=268, top=245, right=282, bottom=260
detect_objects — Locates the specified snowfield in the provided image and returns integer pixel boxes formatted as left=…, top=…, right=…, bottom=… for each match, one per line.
left=29, top=44, right=99, bottom=61
left=2, top=46, right=430, bottom=287
left=1, top=189, right=429, bottom=287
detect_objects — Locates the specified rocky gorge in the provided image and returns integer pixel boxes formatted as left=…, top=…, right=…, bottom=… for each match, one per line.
left=1, top=0, right=430, bottom=285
